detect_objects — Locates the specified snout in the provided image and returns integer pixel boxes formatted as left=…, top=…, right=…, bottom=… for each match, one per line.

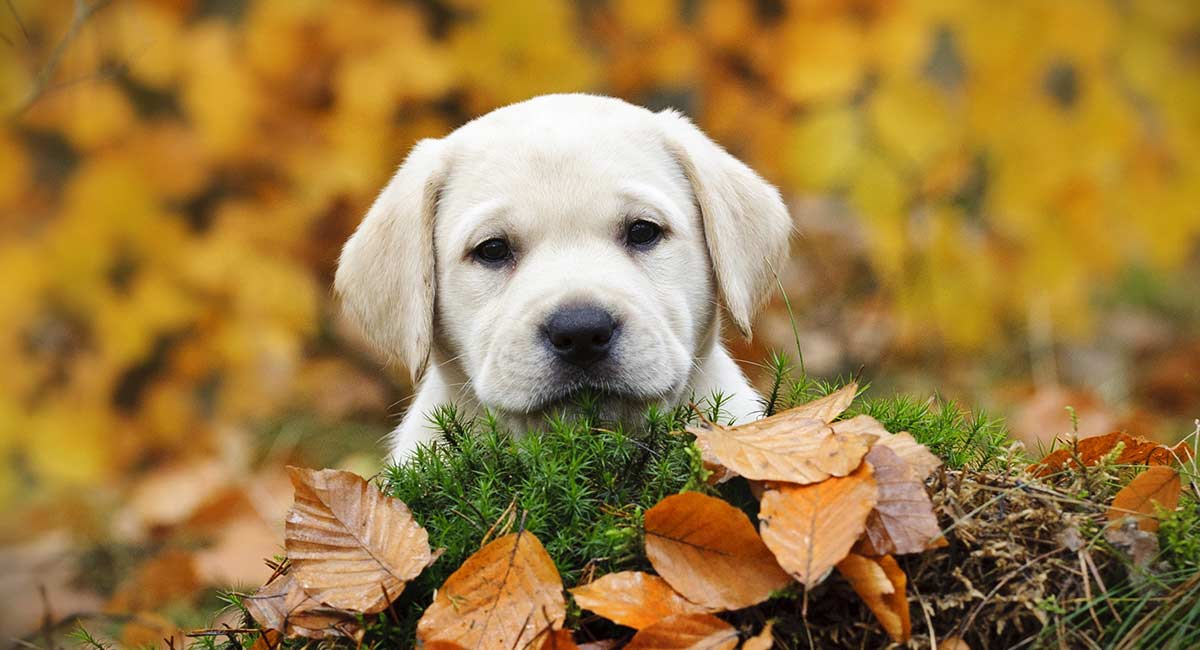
left=542, top=305, right=620, bottom=367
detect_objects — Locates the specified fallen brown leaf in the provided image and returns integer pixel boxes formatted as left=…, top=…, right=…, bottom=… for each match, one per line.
left=758, top=463, right=878, bottom=587
left=243, top=572, right=362, bottom=639
left=742, top=621, right=775, bottom=650
left=829, top=414, right=890, bottom=439
left=644, top=492, right=792, bottom=610
left=570, top=571, right=711, bottom=629
left=856, top=445, right=942, bottom=555
left=938, top=636, right=971, bottom=650
left=872, top=431, right=942, bottom=481
left=688, top=413, right=872, bottom=484
left=1030, top=431, right=1192, bottom=477
left=417, top=531, right=566, bottom=649
left=624, top=614, right=739, bottom=650
left=836, top=553, right=911, bottom=644
left=785, top=383, right=858, bottom=423
left=284, top=466, right=431, bottom=613
left=1106, top=466, right=1181, bottom=532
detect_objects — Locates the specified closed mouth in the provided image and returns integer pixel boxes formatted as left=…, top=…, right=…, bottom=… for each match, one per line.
left=524, top=382, right=652, bottom=416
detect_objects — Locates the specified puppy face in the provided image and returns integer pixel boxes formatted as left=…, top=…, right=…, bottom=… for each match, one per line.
left=435, top=118, right=712, bottom=416
left=336, top=94, right=790, bottom=424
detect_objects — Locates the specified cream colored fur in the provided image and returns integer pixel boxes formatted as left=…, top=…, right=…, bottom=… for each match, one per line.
left=335, top=94, right=792, bottom=462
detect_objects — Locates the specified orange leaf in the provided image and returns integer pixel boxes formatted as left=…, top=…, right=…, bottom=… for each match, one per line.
left=643, top=492, right=792, bottom=610
left=624, top=614, right=739, bottom=650
left=417, top=531, right=566, bottom=649
left=856, top=445, right=942, bottom=555
left=570, top=571, right=711, bottom=629
left=836, top=553, right=911, bottom=643
left=785, top=382, right=858, bottom=423
left=758, top=463, right=878, bottom=587
left=872, top=431, right=942, bottom=481
left=741, top=621, right=775, bottom=650
left=1107, top=466, right=1181, bottom=532
left=1030, top=432, right=1191, bottom=477
left=284, top=467, right=432, bottom=614
left=687, top=412, right=875, bottom=484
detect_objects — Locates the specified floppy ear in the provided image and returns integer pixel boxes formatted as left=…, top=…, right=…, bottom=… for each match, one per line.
left=334, top=138, right=448, bottom=380
left=656, top=109, right=793, bottom=338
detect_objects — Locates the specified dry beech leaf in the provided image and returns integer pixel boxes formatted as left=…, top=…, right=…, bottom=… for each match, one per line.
left=694, top=437, right=737, bottom=486
left=856, top=445, right=942, bottom=555
left=243, top=573, right=361, bottom=639
left=1030, top=432, right=1193, bottom=477
left=759, top=463, right=878, bottom=587
left=577, top=641, right=621, bottom=650
left=829, top=414, right=890, bottom=440
left=1106, top=466, right=1181, bottom=532
left=570, top=571, right=710, bottom=629
left=938, top=636, right=971, bottom=650
left=284, top=467, right=431, bottom=614
left=742, top=621, right=775, bottom=650
left=873, top=431, right=942, bottom=481
left=417, top=531, right=566, bottom=649
left=835, top=553, right=911, bottom=644
left=786, top=383, right=858, bottom=423
left=624, top=614, right=739, bottom=650
left=688, top=413, right=873, bottom=484
left=695, top=384, right=860, bottom=485
left=644, top=492, right=791, bottom=610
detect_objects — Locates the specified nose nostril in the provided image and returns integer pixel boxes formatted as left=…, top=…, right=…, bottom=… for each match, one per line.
left=552, top=335, right=572, bottom=350
left=543, top=306, right=619, bottom=366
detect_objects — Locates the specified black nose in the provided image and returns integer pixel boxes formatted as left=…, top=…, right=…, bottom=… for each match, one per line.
left=544, top=306, right=618, bottom=367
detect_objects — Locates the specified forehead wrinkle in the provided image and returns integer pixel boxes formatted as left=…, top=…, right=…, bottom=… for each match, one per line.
left=617, top=182, right=691, bottom=230
left=444, top=197, right=511, bottom=252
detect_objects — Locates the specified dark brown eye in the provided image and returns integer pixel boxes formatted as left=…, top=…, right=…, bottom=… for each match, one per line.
left=474, top=238, right=511, bottom=264
left=626, top=220, right=662, bottom=248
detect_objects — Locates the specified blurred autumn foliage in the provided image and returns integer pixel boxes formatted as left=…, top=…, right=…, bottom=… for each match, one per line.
left=1, top=0, right=1199, bottom=582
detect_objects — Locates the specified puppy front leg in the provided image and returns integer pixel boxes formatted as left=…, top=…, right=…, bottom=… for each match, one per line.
left=388, top=365, right=456, bottom=463
left=689, top=346, right=763, bottom=424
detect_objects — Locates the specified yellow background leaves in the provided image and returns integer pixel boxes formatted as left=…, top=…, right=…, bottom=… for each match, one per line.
left=0, top=0, right=1195, bottom=511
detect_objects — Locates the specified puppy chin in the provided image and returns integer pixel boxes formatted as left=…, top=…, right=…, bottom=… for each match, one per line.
left=473, top=360, right=685, bottom=422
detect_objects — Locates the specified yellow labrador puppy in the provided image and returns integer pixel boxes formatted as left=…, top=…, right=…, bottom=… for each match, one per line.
left=336, top=94, right=792, bottom=462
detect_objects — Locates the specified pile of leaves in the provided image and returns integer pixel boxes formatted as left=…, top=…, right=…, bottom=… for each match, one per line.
left=193, top=377, right=1197, bottom=649
left=235, top=383, right=952, bottom=648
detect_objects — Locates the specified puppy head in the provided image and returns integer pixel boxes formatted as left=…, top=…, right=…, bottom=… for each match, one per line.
left=335, top=94, right=791, bottom=418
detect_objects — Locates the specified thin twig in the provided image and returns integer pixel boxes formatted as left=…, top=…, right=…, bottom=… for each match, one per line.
left=10, top=0, right=115, bottom=119
left=5, top=0, right=29, bottom=43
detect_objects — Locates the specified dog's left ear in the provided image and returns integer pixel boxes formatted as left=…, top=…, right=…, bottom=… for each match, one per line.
left=657, top=109, right=793, bottom=338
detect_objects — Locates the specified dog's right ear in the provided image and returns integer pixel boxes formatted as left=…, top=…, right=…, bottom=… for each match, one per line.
left=335, top=138, right=447, bottom=381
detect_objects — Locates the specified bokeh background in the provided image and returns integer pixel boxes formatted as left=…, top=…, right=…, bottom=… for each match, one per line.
left=2, top=0, right=1198, bottom=644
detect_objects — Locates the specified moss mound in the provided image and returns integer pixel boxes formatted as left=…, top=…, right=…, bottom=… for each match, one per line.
left=200, top=363, right=1197, bottom=649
